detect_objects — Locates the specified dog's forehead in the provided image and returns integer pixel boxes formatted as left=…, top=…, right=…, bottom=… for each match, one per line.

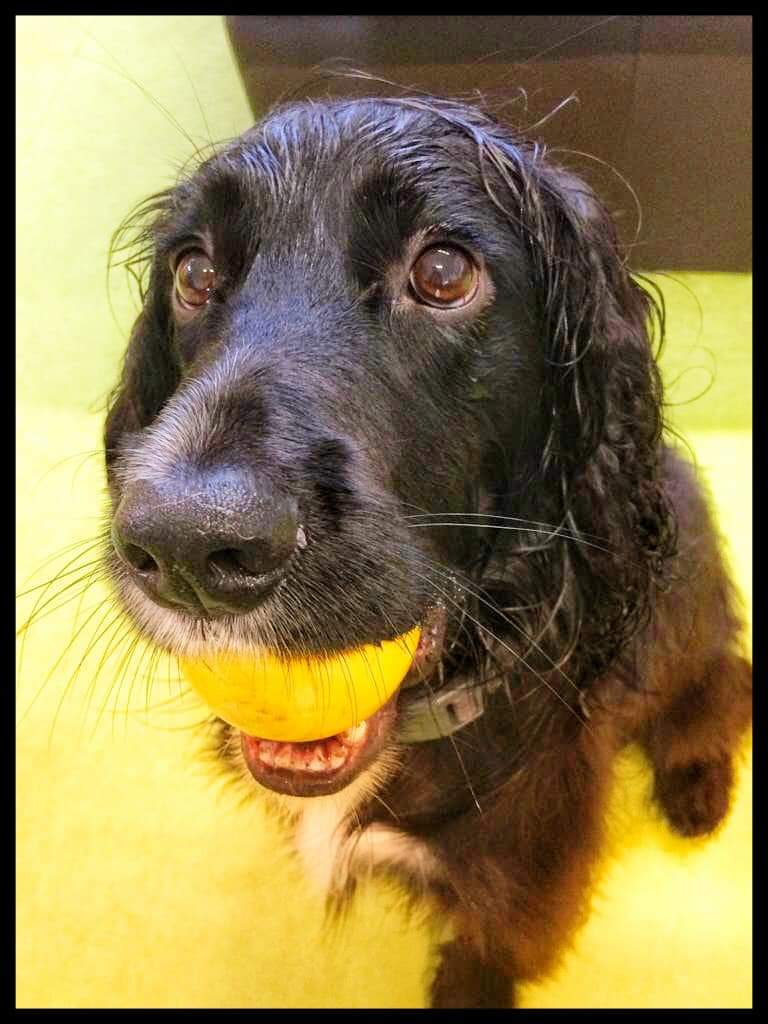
left=238, top=99, right=478, bottom=173
left=195, top=100, right=489, bottom=221
left=164, top=100, right=528, bottom=277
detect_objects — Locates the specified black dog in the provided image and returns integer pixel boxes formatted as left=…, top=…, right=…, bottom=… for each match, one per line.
left=104, top=96, right=752, bottom=1007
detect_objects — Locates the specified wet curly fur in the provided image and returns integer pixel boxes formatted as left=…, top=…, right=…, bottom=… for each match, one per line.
left=104, top=95, right=752, bottom=1007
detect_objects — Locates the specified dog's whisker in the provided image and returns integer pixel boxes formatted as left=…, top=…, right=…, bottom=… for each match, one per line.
left=117, top=625, right=160, bottom=732
left=45, top=597, right=126, bottom=748
left=28, top=448, right=104, bottom=492
left=370, top=789, right=402, bottom=826
left=406, top=520, right=624, bottom=560
left=396, top=543, right=584, bottom=698
left=99, top=629, right=151, bottom=744
left=134, top=642, right=169, bottom=734
left=16, top=534, right=113, bottom=679
left=403, top=558, right=590, bottom=735
left=78, top=613, right=139, bottom=745
left=16, top=562, right=109, bottom=632
left=395, top=655, right=484, bottom=815
left=401, top=509, right=612, bottom=545
left=19, top=583, right=117, bottom=732
left=96, top=631, right=143, bottom=741
left=420, top=576, right=585, bottom=726
left=16, top=537, right=106, bottom=615
left=16, top=535, right=103, bottom=593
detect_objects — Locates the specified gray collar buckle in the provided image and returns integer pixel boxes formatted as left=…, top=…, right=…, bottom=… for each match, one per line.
left=397, top=680, right=487, bottom=744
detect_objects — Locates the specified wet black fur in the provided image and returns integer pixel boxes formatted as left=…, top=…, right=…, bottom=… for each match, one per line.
left=104, top=96, right=751, bottom=1007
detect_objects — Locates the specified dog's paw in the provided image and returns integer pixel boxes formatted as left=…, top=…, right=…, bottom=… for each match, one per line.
left=429, top=940, right=513, bottom=1008
left=654, top=757, right=734, bottom=837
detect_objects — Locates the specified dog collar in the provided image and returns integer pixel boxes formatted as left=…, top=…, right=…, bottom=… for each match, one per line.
left=397, top=591, right=500, bottom=743
left=397, top=673, right=593, bottom=743
left=397, top=677, right=496, bottom=743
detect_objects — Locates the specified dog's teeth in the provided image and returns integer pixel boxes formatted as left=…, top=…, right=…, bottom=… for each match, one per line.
left=342, top=721, right=368, bottom=745
left=251, top=733, right=356, bottom=775
left=258, top=741, right=278, bottom=767
left=274, top=746, right=295, bottom=769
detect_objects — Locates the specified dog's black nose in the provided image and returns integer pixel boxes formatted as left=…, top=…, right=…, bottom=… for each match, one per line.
left=111, top=468, right=302, bottom=615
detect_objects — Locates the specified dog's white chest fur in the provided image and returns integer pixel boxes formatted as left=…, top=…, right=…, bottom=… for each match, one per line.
left=286, top=778, right=438, bottom=895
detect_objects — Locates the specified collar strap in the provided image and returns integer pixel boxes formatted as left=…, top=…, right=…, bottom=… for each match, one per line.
left=398, top=673, right=590, bottom=743
left=397, top=677, right=496, bottom=743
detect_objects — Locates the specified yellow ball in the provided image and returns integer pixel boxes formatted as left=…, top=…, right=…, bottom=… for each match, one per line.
left=179, top=626, right=421, bottom=741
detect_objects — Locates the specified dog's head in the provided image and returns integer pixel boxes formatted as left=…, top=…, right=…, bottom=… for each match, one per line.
left=104, top=97, right=674, bottom=797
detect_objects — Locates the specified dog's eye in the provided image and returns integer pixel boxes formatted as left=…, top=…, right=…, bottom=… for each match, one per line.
left=409, top=246, right=478, bottom=308
left=174, top=250, right=216, bottom=309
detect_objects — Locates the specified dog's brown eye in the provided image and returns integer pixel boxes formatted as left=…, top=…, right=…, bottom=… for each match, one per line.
left=410, top=246, right=478, bottom=308
left=174, top=250, right=216, bottom=309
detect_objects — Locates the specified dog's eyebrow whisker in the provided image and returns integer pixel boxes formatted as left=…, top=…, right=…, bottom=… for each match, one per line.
left=77, top=25, right=217, bottom=170
left=170, top=46, right=216, bottom=162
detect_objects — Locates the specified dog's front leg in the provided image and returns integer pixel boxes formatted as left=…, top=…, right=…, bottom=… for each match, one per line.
left=428, top=732, right=613, bottom=1008
left=430, top=935, right=513, bottom=1008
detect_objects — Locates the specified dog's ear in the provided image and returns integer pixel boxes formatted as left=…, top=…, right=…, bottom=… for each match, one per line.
left=104, top=290, right=180, bottom=465
left=535, top=161, right=676, bottom=676
left=533, top=164, right=665, bottom=473
left=482, top=133, right=676, bottom=681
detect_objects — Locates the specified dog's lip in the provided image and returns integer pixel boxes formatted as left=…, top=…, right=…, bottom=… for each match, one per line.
left=400, top=603, right=448, bottom=689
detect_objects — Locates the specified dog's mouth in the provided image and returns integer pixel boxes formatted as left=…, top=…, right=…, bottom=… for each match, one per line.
left=239, top=700, right=396, bottom=797
left=237, top=605, right=448, bottom=797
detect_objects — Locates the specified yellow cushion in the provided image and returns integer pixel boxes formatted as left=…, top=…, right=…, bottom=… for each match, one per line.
left=16, top=412, right=752, bottom=1009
